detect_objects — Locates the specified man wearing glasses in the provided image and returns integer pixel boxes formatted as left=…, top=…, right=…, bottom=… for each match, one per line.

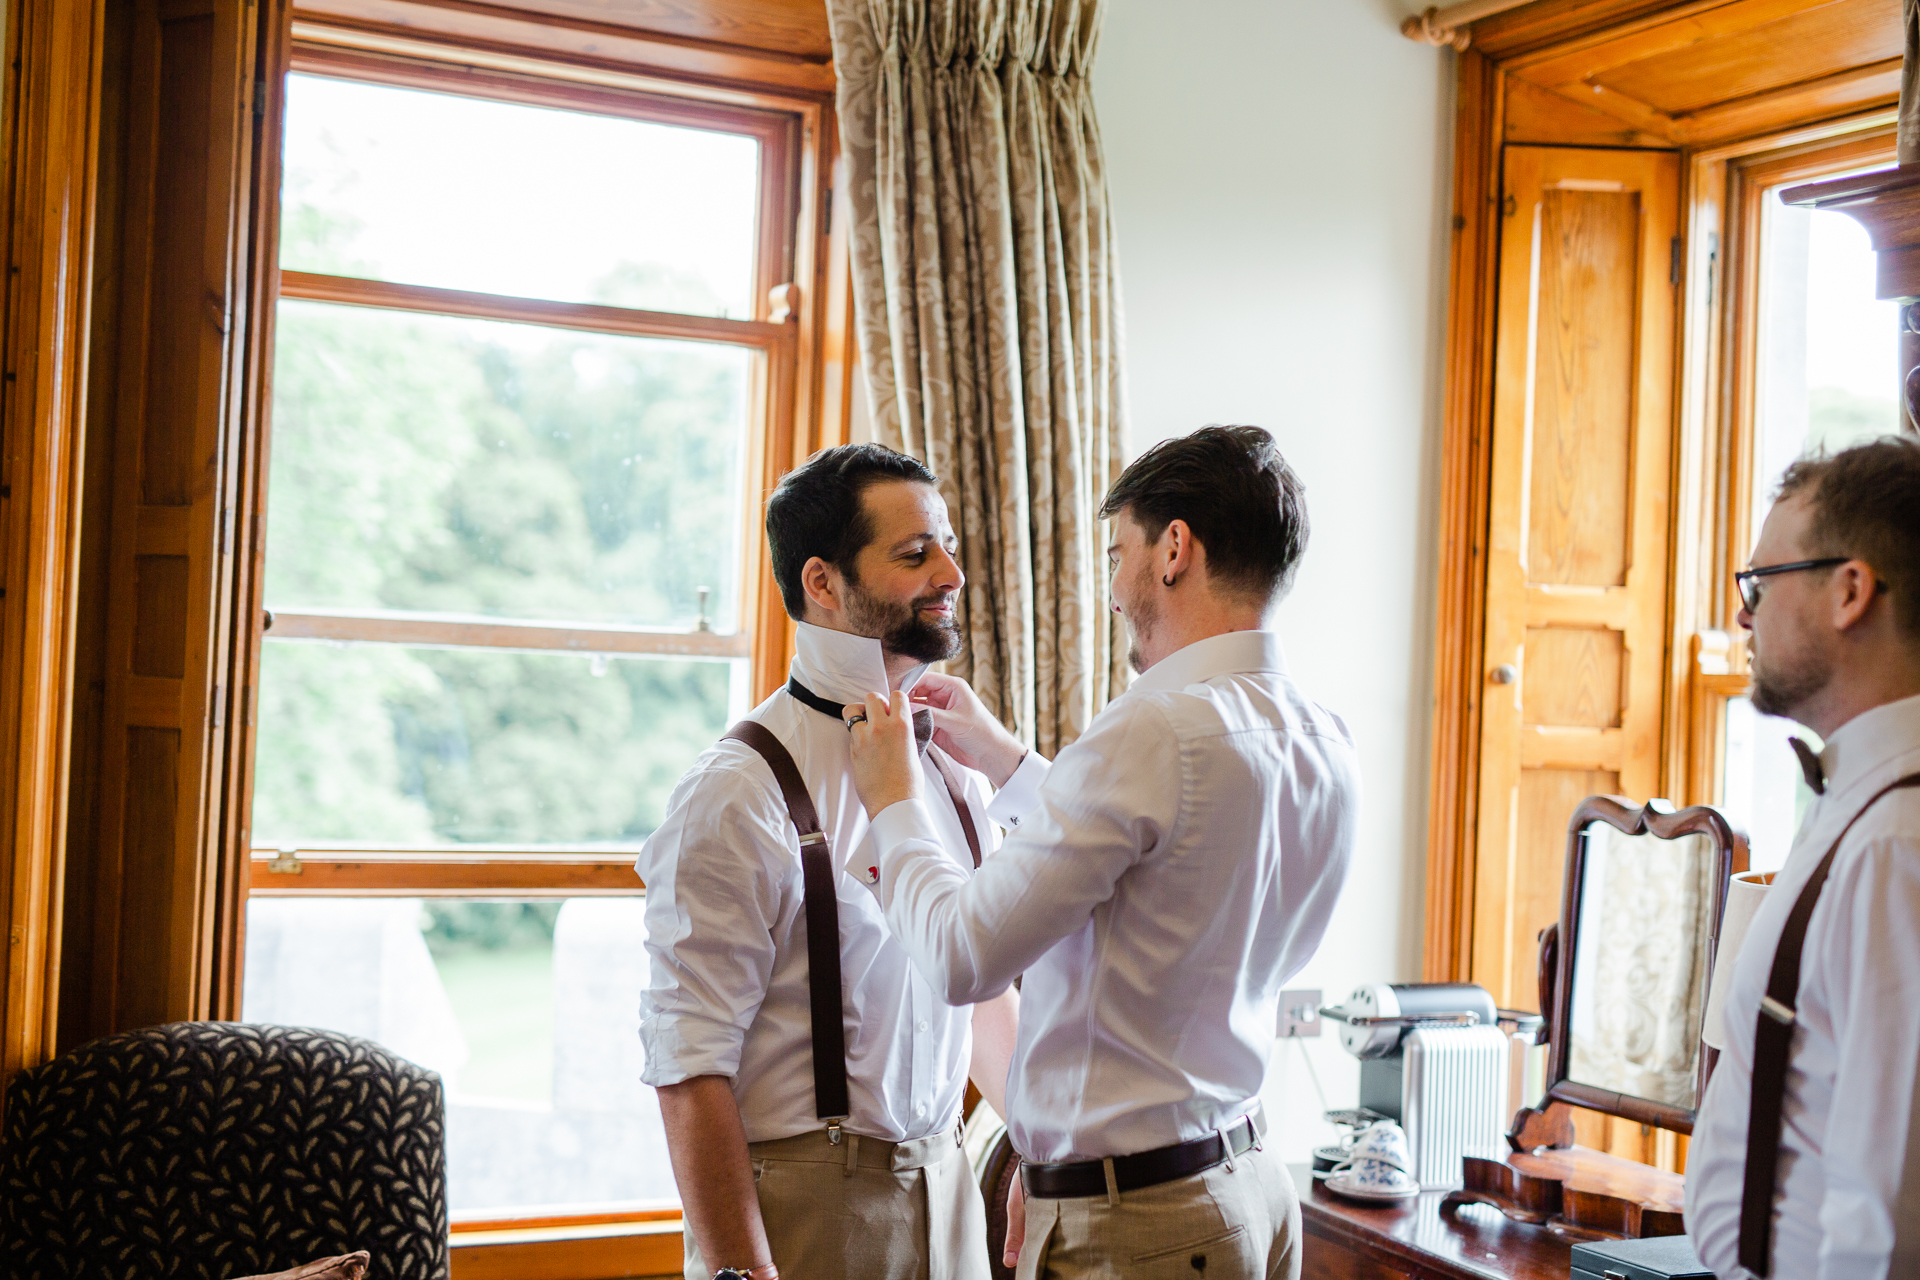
left=1686, top=436, right=1920, bottom=1279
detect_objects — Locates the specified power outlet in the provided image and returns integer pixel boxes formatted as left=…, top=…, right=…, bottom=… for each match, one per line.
left=1278, top=988, right=1322, bottom=1038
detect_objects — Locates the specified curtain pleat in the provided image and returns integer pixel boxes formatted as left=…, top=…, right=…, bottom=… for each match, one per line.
left=828, top=0, right=1127, bottom=754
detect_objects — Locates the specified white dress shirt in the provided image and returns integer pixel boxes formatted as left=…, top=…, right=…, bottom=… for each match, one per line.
left=1687, top=692, right=1920, bottom=1279
left=863, top=630, right=1360, bottom=1162
left=635, top=623, right=994, bottom=1144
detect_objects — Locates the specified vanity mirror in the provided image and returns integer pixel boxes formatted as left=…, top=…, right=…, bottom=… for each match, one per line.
left=1521, top=798, right=1748, bottom=1140
left=1444, top=797, right=1747, bottom=1240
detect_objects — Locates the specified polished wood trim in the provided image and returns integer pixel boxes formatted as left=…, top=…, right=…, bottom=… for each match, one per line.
left=278, top=270, right=792, bottom=349
left=211, top=0, right=296, bottom=1022
left=0, top=0, right=106, bottom=1102
left=290, top=0, right=835, bottom=101
left=1673, top=58, right=1900, bottom=146
left=1684, top=631, right=1751, bottom=807
left=248, top=849, right=643, bottom=896
left=452, top=1206, right=682, bottom=1233
left=1474, top=0, right=1750, bottom=63
left=290, top=41, right=801, bottom=148
left=322, top=0, right=828, bottom=68
left=62, top=0, right=266, bottom=1048
left=448, top=1215, right=681, bottom=1280
left=1423, top=49, right=1503, bottom=983
left=266, top=610, right=752, bottom=660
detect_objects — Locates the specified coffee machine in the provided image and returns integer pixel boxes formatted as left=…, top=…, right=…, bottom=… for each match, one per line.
left=1321, top=982, right=1531, bottom=1189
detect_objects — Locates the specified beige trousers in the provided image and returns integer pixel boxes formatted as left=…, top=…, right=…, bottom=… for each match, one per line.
left=1015, top=1144, right=1300, bottom=1280
left=682, top=1126, right=991, bottom=1280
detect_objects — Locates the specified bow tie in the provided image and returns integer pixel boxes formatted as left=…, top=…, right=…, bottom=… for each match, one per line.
left=1789, top=737, right=1826, bottom=795
left=788, top=677, right=934, bottom=755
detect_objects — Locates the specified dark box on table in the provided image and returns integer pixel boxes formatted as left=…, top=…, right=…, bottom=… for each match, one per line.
left=1569, top=1235, right=1711, bottom=1280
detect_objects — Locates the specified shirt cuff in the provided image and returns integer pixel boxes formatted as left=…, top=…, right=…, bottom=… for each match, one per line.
left=985, top=750, right=1050, bottom=831
left=857, top=797, right=943, bottom=892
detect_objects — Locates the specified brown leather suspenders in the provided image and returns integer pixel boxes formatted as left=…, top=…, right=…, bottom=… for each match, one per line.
left=722, top=721, right=849, bottom=1121
left=720, top=719, right=984, bottom=1125
left=1738, top=771, right=1920, bottom=1276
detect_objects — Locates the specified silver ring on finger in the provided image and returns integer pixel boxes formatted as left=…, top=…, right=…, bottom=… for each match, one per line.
left=845, top=714, right=867, bottom=728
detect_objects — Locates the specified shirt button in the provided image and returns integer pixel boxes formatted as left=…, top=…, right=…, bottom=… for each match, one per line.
left=916, top=1103, right=927, bottom=1116
left=917, top=1020, right=930, bottom=1032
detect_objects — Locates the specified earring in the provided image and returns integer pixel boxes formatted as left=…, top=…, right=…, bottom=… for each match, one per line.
left=1163, top=574, right=1176, bottom=587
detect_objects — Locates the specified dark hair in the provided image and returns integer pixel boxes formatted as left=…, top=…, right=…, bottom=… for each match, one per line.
left=766, top=443, right=939, bottom=619
left=1098, top=424, right=1309, bottom=600
left=1775, top=434, right=1920, bottom=638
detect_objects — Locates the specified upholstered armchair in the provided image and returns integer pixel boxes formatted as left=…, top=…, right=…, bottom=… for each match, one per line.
left=1, top=1022, right=449, bottom=1279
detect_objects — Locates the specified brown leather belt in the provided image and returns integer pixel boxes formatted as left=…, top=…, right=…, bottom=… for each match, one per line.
left=1020, top=1113, right=1262, bottom=1199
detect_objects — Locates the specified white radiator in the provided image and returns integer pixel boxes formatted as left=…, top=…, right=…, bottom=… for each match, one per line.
left=1401, top=1025, right=1511, bottom=1189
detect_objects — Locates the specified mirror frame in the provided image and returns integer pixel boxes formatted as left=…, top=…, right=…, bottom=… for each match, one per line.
left=1513, top=797, right=1748, bottom=1145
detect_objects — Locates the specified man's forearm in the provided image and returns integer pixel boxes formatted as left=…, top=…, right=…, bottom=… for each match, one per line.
left=657, top=1075, right=771, bottom=1276
left=969, top=988, right=1020, bottom=1120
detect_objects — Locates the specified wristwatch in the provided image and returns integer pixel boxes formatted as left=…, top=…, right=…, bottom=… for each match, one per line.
left=711, top=1267, right=778, bottom=1280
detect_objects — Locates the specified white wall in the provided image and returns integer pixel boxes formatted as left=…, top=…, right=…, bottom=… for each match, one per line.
left=1095, top=0, right=1454, bottom=1163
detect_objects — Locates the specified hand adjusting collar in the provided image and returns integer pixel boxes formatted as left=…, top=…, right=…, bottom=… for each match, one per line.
left=788, top=676, right=933, bottom=755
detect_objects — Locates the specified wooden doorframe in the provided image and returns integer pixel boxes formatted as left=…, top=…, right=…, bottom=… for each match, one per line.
left=1422, top=0, right=1901, bottom=982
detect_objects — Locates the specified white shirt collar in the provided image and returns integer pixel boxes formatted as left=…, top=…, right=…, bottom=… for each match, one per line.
left=1127, top=630, right=1289, bottom=697
left=790, top=621, right=929, bottom=705
left=1817, top=691, right=1920, bottom=797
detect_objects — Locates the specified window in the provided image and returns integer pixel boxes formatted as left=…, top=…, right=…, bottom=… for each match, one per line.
left=242, top=58, right=809, bottom=1227
left=1692, top=139, right=1900, bottom=858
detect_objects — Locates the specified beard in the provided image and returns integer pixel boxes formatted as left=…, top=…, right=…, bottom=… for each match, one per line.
left=1122, top=562, right=1160, bottom=675
left=844, top=579, right=963, bottom=664
left=1749, top=629, right=1832, bottom=719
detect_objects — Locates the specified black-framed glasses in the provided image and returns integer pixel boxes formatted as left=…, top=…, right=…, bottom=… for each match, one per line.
left=1734, top=558, right=1849, bottom=613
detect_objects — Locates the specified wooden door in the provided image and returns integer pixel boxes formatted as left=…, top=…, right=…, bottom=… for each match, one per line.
left=1471, top=147, right=1679, bottom=1017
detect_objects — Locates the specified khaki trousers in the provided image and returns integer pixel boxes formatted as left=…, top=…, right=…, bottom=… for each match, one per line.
left=682, top=1126, right=991, bottom=1280
left=1015, top=1144, right=1300, bottom=1280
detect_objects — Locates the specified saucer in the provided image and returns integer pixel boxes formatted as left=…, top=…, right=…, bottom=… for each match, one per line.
left=1323, top=1170, right=1421, bottom=1202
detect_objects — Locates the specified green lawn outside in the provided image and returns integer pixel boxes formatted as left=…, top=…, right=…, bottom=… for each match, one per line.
left=435, top=943, right=555, bottom=1102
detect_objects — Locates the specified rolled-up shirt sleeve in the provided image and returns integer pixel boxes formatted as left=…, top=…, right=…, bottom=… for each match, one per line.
left=1817, top=835, right=1920, bottom=1278
left=636, top=755, right=791, bottom=1087
left=863, top=700, right=1180, bottom=1005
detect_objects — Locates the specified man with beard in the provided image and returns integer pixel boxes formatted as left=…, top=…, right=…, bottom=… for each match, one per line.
left=638, top=444, right=1021, bottom=1280
left=844, top=425, right=1360, bottom=1280
left=1685, top=436, right=1920, bottom=1279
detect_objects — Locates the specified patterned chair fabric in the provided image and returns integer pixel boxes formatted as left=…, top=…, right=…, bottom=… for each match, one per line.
left=1, top=1022, right=448, bottom=1280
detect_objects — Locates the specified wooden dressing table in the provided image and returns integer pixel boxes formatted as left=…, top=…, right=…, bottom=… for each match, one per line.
left=1296, top=1166, right=1570, bottom=1280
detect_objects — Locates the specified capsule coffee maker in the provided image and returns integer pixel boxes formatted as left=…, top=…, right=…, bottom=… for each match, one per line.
left=1320, top=982, right=1530, bottom=1190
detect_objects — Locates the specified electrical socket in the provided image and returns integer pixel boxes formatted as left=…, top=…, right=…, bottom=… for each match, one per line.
left=1278, top=988, right=1322, bottom=1038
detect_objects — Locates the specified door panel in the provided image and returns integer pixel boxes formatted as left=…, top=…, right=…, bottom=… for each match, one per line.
left=1472, top=146, right=1679, bottom=1012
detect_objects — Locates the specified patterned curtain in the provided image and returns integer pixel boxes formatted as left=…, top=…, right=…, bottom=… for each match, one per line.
left=825, top=0, right=1128, bottom=755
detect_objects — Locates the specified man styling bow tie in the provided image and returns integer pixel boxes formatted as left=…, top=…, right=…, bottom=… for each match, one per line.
left=635, top=444, right=1026, bottom=1280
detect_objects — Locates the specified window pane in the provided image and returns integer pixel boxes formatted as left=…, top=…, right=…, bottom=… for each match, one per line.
left=281, top=74, right=759, bottom=318
left=1718, top=694, right=1816, bottom=875
left=265, top=299, right=751, bottom=632
left=251, top=641, right=746, bottom=848
left=1754, top=179, right=1901, bottom=537
left=243, top=897, right=677, bottom=1216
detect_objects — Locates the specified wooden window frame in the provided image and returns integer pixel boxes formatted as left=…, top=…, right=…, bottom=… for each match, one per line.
left=244, top=35, right=847, bottom=903
left=1671, top=123, right=1897, bottom=815
left=229, top=13, right=857, bottom=1271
